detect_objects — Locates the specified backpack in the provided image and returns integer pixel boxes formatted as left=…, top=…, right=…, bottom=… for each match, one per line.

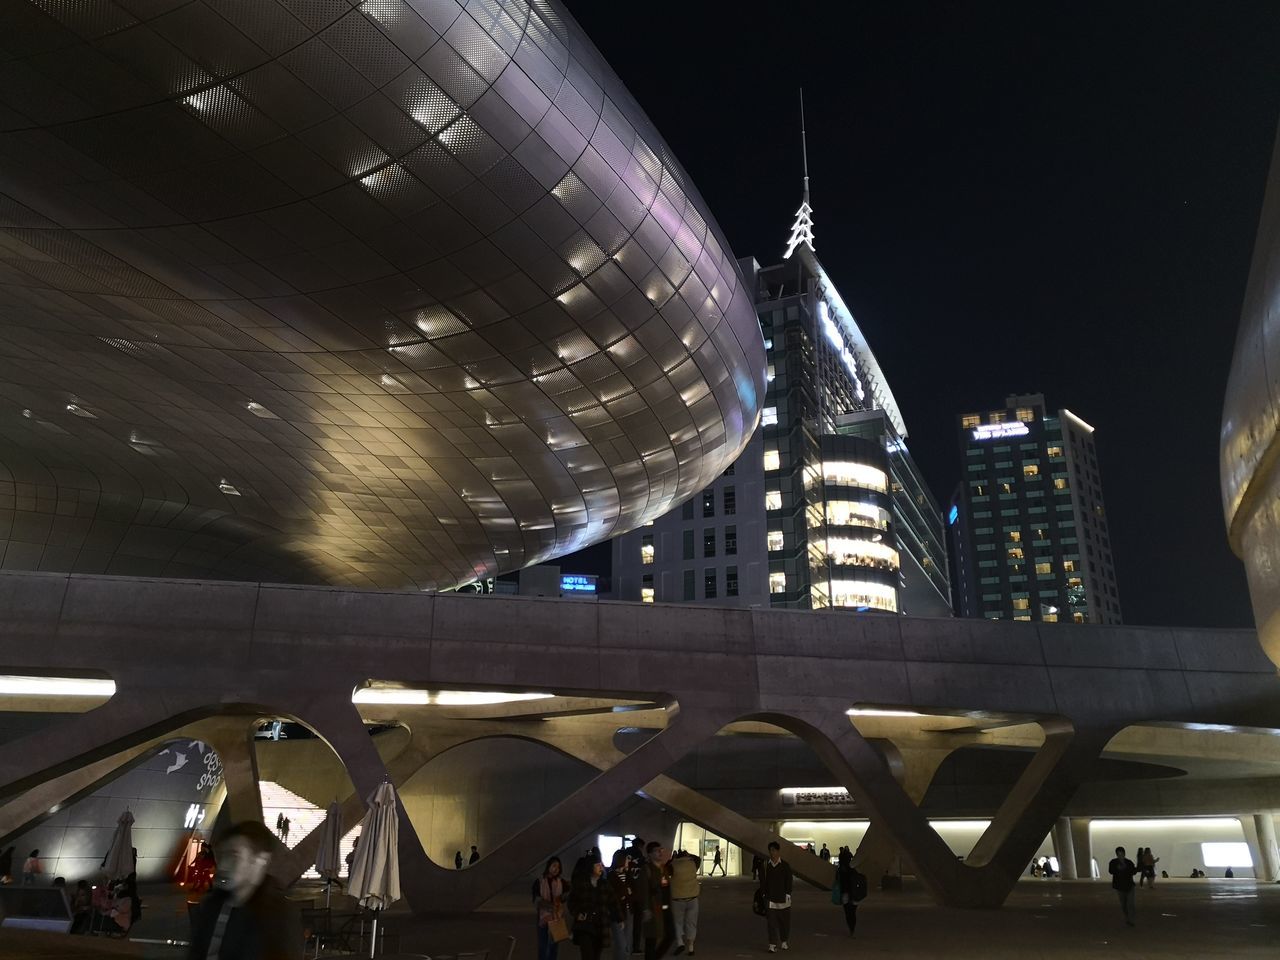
left=752, top=886, right=767, bottom=917
left=850, top=869, right=868, bottom=902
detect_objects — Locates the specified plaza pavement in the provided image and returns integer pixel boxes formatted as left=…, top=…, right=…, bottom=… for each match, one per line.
left=2, top=877, right=1278, bottom=959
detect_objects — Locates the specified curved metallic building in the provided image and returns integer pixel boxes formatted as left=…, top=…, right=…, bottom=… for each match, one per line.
left=0, top=0, right=764, bottom=588
left=1223, top=121, right=1280, bottom=666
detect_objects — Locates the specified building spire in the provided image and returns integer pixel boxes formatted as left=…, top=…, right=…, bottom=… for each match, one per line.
left=784, top=87, right=815, bottom=259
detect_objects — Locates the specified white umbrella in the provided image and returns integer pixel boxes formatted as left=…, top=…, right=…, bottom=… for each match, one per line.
left=101, top=808, right=135, bottom=883
left=346, top=782, right=400, bottom=957
left=314, top=801, right=344, bottom=908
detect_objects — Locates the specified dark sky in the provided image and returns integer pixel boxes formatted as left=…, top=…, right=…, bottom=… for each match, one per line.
left=555, top=1, right=1280, bottom=628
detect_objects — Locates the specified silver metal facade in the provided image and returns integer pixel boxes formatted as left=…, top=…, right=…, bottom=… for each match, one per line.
left=0, top=0, right=764, bottom=588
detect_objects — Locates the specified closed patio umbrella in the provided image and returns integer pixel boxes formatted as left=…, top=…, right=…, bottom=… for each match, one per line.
left=346, top=781, right=400, bottom=957
left=314, top=801, right=344, bottom=908
left=100, top=808, right=135, bottom=883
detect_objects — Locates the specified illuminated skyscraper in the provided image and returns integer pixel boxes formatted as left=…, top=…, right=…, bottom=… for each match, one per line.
left=948, top=394, right=1122, bottom=624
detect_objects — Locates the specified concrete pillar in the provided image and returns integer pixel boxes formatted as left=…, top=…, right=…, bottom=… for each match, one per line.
left=1052, top=817, right=1076, bottom=880
left=1246, top=813, right=1279, bottom=882
left=1069, top=818, right=1093, bottom=880
left=1256, top=813, right=1280, bottom=882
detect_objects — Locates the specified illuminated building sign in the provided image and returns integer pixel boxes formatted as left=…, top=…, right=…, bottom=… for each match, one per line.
left=971, top=422, right=1030, bottom=441
left=560, top=574, right=597, bottom=593
left=948, top=505, right=959, bottom=525
left=781, top=786, right=854, bottom=807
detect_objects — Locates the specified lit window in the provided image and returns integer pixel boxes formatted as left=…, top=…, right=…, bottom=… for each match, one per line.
left=702, top=490, right=715, bottom=518
left=1054, top=477, right=1067, bottom=490
left=640, top=534, right=654, bottom=565
left=1035, top=561, right=1052, bottom=575
left=1042, top=612, right=1058, bottom=622
left=641, top=588, right=654, bottom=603
left=1067, top=576, right=1083, bottom=588
left=1001, top=481, right=1012, bottom=494
left=829, top=579, right=898, bottom=612
left=1008, top=530, right=1022, bottom=542
left=765, top=490, right=782, bottom=510
left=1063, top=559, right=1076, bottom=572
left=1012, top=597, right=1030, bottom=610
left=1047, top=445, right=1064, bottom=458
left=822, top=537, right=899, bottom=571
left=1073, top=611, right=1086, bottom=623
left=825, top=500, right=890, bottom=530
left=767, top=530, right=784, bottom=551
left=821, top=461, right=888, bottom=493
left=1016, top=407, right=1035, bottom=423
left=766, top=364, right=775, bottom=382
left=764, top=449, right=781, bottom=471
left=1008, top=547, right=1024, bottom=560
left=961, top=414, right=981, bottom=429
left=762, top=406, right=778, bottom=426
left=1013, top=614, right=1032, bottom=621
left=1023, top=463, right=1040, bottom=477
left=764, top=338, right=773, bottom=350
left=769, top=571, right=787, bottom=594
left=989, top=411, right=1006, bottom=423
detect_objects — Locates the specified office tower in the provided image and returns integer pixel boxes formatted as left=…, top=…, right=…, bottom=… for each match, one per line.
left=948, top=393, right=1121, bottom=624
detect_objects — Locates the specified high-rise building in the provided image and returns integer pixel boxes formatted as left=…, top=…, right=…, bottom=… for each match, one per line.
left=947, top=393, right=1122, bottom=624
left=612, top=177, right=950, bottom=616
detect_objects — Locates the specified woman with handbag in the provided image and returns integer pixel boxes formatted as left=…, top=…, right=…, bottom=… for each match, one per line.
left=535, top=856, right=568, bottom=960
left=568, top=855, right=619, bottom=960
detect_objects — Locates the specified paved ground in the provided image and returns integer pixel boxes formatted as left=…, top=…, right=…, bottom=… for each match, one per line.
left=2, top=877, right=1278, bottom=958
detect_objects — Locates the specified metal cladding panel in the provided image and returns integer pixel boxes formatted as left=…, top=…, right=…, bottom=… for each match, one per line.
left=0, top=0, right=764, bottom=589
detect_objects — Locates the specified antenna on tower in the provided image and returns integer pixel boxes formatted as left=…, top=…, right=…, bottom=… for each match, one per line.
left=784, top=87, right=816, bottom=259
left=800, top=87, right=810, bottom=206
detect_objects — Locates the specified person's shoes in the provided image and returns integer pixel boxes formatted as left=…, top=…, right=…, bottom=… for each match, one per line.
left=675, top=948, right=685, bottom=956
left=781, top=944, right=789, bottom=951
left=768, top=946, right=778, bottom=954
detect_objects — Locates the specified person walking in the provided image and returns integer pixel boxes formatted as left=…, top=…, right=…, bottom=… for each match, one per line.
left=22, top=849, right=41, bottom=885
left=668, top=849, right=700, bottom=956
left=469, top=845, right=481, bottom=866
left=818, top=843, right=831, bottom=863
left=455, top=850, right=464, bottom=870
left=751, top=853, right=763, bottom=883
left=607, top=850, right=636, bottom=960
left=568, top=855, right=619, bottom=960
left=275, top=813, right=284, bottom=838
left=708, top=846, right=724, bottom=878
left=1108, top=846, right=1139, bottom=927
left=628, top=845, right=646, bottom=955
left=534, top=856, right=566, bottom=960
left=1141, top=848, right=1159, bottom=886
left=760, top=841, right=793, bottom=952
left=835, top=848, right=866, bottom=936
left=280, top=817, right=290, bottom=845
left=638, top=841, right=673, bottom=960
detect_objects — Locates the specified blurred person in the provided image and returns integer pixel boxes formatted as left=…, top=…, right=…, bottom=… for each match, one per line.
left=835, top=848, right=867, bottom=936
left=1108, top=846, right=1139, bottom=927
left=668, top=849, right=700, bottom=955
left=534, top=855, right=566, bottom=960
left=0, top=845, right=12, bottom=883
left=708, top=846, right=724, bottom=878
left=568, top=854, right=619, bottom=960
left=1141, top=848, right=1159, bottom=886
left=639, top=841, right=673, bottom=960
left=188, top=820, right=300, bottom=959
left=22, top=849, right=41, bottom=885
left=455, top=849, right=464, bottom=870
left=469, top=844, right=481, bottom=865
left=607, top=850, right=635, bottom=960
left=818, top=843, right=831, bottom=863
left=760, top=841, right=793, bottom=952
left=105, top=876, right=137, bottom=937
left=70, top=878, right=92, bottom=933
left=91, top=874, right=112, bottom=933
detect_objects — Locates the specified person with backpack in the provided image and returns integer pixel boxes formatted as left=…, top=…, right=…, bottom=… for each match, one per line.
left=1108, top=846, right=1139, bottom=927
left=834, top=848, right=867, bottom=935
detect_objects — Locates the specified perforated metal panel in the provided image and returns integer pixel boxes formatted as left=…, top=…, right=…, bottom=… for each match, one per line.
left=0, top=0, right=764, bottom=589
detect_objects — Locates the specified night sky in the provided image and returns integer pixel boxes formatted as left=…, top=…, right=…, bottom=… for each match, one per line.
left=556, top=2, right=1280, bottom=628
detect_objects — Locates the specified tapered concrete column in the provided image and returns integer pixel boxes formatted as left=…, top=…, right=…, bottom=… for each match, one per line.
left=1051, top=818, right=1076, bottom=879
left=1069, top=818, right=1093, bottom=880
left=1249, top=813, right=1279, bottom=881
left=200, top=718, right=264, bottom=826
